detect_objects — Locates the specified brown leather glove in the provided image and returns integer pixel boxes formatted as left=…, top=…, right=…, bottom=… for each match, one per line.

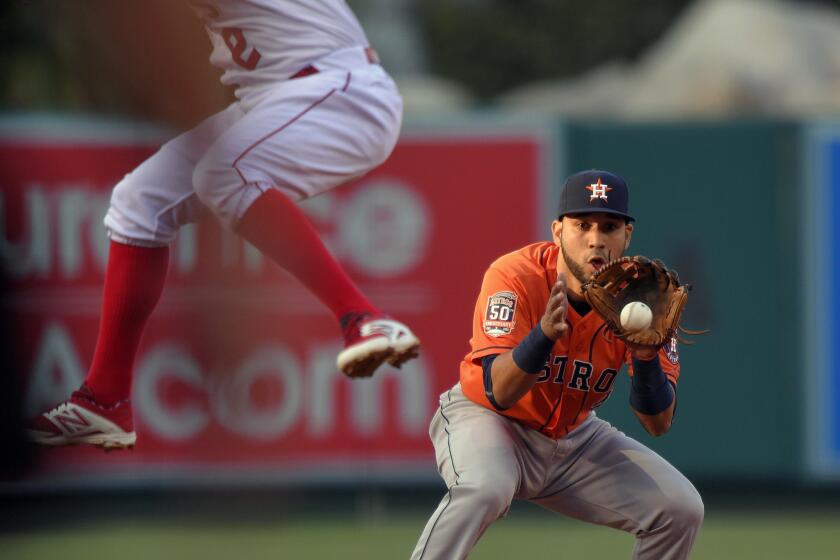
left=582, top=256, right=692, bottom=347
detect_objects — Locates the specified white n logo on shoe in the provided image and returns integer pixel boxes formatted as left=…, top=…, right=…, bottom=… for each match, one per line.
left=52, top=407, right=93, bottom=434
left=45, top=403, right=116, bottom=437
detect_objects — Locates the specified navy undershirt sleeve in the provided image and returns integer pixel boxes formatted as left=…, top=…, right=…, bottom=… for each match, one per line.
left=481, top=354, right=507, bottom=411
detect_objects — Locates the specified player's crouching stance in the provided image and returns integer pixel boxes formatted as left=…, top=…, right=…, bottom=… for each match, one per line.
left=27, top=0, right=419, bottom=450
left=411, top=170, right=702, bottom=560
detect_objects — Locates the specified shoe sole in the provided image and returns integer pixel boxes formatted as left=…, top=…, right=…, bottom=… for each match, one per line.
left=338, top=336, right=421, bottom=378
left=387, top=341, right=421, bottom=368
left=27, top=431, right=137, bottom=451
left=343, top=348, right=394, bottom=378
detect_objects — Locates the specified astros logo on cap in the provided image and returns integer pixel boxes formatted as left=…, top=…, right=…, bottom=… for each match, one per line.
left=586, top=178, right=612, bottom=202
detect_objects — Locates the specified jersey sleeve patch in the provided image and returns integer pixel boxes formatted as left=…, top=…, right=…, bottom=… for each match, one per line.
left=483, top=291, right=518, bottom=337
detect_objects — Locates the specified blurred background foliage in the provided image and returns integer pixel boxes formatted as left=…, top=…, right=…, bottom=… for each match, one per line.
left=1, top=0, right=693, bottom=113
left=0, top=0, right=227, bottom=127
left=416, top=0, right=692, bottom=100
left=6, top=0, right=840, bottom=116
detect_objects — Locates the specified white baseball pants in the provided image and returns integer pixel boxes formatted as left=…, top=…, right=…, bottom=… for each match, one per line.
left=104, top=46, right=402, bottom=246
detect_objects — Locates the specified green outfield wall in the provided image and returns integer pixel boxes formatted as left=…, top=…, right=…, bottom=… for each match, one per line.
left=558, top=122, right=804, bottom=479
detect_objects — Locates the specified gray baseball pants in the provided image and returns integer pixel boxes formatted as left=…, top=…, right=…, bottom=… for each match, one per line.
left=411, top=383, right=703, bottom=560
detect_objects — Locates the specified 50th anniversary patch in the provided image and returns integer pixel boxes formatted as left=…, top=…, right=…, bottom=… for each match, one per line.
left=484, top=291, right=518, bottom=336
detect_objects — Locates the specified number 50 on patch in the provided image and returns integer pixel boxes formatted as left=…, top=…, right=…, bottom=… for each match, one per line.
left=483, top=291, right=518, bottom=337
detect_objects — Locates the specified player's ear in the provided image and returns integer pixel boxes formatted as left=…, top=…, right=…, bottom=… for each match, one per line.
left=624, top=222, right=633, bottom=250
left=551, top=219, right=563, bottom=244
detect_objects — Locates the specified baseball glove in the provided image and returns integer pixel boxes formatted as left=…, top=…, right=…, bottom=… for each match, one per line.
left=581, top=255, right=697, bottom=347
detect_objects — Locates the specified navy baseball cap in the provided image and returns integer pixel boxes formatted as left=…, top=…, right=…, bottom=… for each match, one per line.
left=558, top=169, right=635, bottom=222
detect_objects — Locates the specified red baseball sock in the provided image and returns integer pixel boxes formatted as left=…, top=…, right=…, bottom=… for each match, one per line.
left=235, top=189, right=376, bottom=320
left=84, top=241, right=169, bottom=405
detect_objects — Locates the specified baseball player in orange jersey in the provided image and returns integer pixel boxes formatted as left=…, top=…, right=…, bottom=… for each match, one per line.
left=27, top=0, right=419, bottom=449
left=411, top=170, right=702, bottom=560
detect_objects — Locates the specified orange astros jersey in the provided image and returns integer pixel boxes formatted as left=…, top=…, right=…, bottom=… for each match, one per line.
left=460, top=242, right=680, bottom=438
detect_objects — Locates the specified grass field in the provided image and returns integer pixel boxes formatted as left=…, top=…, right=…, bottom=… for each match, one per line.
left=4, top=509, right=839, bottom=560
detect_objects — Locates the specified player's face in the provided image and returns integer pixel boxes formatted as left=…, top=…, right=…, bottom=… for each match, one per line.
left=553, top=214, right=633, bottom=286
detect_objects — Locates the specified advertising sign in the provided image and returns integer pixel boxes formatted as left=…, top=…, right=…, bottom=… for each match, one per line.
left=0, top=116, right=553, bottom=485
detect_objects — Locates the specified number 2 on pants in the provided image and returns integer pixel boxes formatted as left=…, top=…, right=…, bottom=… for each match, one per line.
left=222, top=27, right=261, bottom=70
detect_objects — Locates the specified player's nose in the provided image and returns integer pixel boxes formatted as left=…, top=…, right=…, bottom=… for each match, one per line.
left=587, top=229, right=607, bottom=248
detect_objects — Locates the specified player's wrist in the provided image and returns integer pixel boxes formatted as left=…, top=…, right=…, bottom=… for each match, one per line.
left=627, top=343, right=659, bottom=361
left=512, top=323, right=555, bottom=374
left=538, top=319, right=555, bottom=341
left=539, top=315, right=567, bottom=341
left=629, top=355, right=674, bottom=415
left=631, top=354, right=665, bottom=387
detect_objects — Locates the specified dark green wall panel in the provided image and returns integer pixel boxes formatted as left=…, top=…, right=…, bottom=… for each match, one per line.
left=562, top=122, right=802, bottom=478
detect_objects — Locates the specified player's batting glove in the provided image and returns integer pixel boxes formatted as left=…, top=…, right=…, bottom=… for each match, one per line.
left=581, top=256, right=704, bottom=347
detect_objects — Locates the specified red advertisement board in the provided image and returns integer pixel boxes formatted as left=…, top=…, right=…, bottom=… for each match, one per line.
left=0, top=119, right=546, bottom=482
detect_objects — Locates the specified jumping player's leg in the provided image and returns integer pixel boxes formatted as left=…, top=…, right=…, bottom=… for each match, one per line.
left=235, top=189, right=373, bottom=322
left=191, top=61, right=417, bottom=377
left=82, top=242, right=169, bottom=406
left=27, top=104, right=243, bottom=449
left=532, top=417, right=703, bottom=560
left=411, top=385, right=523, bottom=560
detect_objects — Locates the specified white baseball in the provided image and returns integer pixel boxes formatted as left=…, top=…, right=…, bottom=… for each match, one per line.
left=620, top=301, right=652, bottom=332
